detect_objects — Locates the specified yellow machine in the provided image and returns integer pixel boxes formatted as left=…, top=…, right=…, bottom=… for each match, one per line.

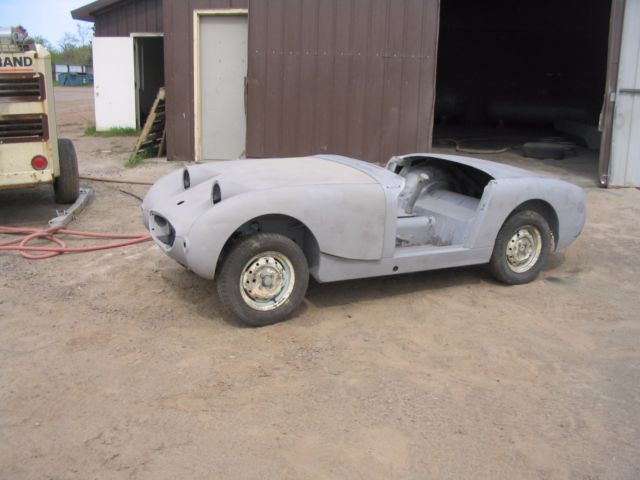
left=0, top=27, right=79, bottom=203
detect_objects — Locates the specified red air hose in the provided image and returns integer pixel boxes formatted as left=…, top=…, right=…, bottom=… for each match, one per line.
left=0, top=226, right=151, bottom=260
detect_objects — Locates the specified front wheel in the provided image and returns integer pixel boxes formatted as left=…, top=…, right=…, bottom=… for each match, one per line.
left=217, top=233, right=309, bottom=326
left=488, top=210, right=553, bottom=285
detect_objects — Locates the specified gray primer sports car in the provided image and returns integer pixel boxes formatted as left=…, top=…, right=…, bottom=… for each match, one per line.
left=142, top=154, right=586, bottom=326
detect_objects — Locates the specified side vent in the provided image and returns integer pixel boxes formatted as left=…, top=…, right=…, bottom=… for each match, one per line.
left=0, top=73, right=45, bottom=102
left=0, top=114, right=48, bottom=144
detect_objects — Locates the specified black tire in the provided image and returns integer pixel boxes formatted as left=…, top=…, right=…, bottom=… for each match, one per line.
left=522, top=142, right=575, bottom=160
left=54, top=138, right=80, bottom=204
left=217, top=233, right=309, bottom=327
left=488, top=210, right=553, bottom=285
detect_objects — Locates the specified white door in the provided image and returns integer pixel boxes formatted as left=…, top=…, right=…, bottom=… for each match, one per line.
left=609, top=0, right=640, bottom=186
left=198, top=15, right=248, bottom=160
left=93, top=37, right=137, bottom=130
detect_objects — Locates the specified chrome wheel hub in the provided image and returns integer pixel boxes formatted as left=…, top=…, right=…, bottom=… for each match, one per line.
left=240, top=252, right=295, bottom=311
left=506, top=225, right=542, bottom=273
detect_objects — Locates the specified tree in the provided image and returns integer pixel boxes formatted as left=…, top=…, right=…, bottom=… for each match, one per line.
left=20, top=24, right=93, bottom=66
left=27, top=35, right=52, bottom=51
left=53, top=28, right=92, bottom=66
left=76, top=23, right=92, bottom=47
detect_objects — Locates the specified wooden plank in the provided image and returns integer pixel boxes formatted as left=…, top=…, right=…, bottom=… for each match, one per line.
left=130, top=87, right=166, bottom=161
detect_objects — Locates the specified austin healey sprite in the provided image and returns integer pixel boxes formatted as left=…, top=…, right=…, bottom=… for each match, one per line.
left=142, top=154, right=586, bottom=326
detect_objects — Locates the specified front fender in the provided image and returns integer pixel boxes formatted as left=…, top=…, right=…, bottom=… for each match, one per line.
left=185, top=183, right=386, bottom=280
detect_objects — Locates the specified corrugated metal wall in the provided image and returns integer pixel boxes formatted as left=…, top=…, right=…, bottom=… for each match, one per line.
left=96, top=0, right=440, bottom=163
left=246, top=0, right=440, bottom=164
left=609, top=0, right=640, bottom=187
left=163, top=0, right=248, bottom=162
left=94, top=0, right=163, bottom=36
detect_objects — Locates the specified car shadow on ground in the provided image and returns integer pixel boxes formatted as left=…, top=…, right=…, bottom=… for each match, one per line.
left=305, top=265, right=489, bottom=309
left=167, top=263, right=493, bottom=328
left=164, top=252, right=569, bottom=328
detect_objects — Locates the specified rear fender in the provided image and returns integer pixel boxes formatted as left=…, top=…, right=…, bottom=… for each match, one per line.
left=466, top=177, right=586, bottom=251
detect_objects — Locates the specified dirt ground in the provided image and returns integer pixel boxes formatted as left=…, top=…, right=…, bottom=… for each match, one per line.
left=1, top=87, right=639, bottom=479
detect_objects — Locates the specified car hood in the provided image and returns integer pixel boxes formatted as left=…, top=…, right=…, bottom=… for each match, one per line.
left=141, top=155, right=396, bottom=229
left=186, top=156, right=379, bottom=191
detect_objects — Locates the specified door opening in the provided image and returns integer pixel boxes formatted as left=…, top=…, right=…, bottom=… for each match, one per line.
left=133, top=35, right=164, bottom=129
left=433, top=0, right=612, bottom=186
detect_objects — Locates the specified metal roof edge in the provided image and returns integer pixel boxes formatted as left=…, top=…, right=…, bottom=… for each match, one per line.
left=71, top=0, right=128, bottom=22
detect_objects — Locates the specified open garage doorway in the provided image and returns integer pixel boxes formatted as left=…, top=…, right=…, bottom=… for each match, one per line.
left=433, top=0, right=612, bottom=185
left=133, top=35, right=164, bottom=129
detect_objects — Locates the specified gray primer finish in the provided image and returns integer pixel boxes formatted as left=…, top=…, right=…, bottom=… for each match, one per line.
left=142, top=154, right=586, bottom=283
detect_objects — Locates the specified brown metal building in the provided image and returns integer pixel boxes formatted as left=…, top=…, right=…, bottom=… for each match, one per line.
left=73, top=0, right=632, bottom=186
left=74, top=0, right=439, bottom=164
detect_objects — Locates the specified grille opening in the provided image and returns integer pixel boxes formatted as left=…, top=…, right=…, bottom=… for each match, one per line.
left=0, top=73, right=45, bottom=102
left=0, top=114, right=48, bottom=144
left=152, top=214, right=176, bottom=247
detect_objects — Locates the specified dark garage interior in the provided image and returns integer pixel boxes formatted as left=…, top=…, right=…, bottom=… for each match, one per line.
left=135, top=36, right=164, bottom=128
left=434, top=0, right=612, bottom=169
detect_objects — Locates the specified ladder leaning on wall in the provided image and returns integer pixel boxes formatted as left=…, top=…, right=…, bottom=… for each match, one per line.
left=130, top=87, right=166, bottom=162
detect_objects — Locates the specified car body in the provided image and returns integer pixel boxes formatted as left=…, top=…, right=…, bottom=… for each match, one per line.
left=142, top=153, right=586, bottom=325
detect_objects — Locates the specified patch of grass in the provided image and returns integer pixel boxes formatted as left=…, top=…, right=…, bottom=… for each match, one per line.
left=84, top=124, right=140, bottom=137
left=126, top=147, right=157, bottom=168
left=54, top=81, right=93, bottom=87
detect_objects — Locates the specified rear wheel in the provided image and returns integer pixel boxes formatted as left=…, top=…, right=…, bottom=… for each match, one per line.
left=54, top=138, right=80, bottom=204
left=217, top=233, right=309, bottom=326
left=489, top=210, right=552, bottom=285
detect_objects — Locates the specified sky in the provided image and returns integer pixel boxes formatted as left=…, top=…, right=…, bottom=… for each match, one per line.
left=1, top=0, right=92, bottom=46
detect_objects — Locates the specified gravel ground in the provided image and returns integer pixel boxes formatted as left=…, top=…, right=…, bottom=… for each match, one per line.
left=0, top=87, right=638, bottom=480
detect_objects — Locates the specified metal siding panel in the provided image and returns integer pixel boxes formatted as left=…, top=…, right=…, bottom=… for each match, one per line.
left=245, top=0, right=439, bottom=164
left=417, top=0, right=439, bottom=152
left=164, top=0, right=192, bottom=161
left=246, top=0, right=268, bottom=156
left=610, top=0, right=640, bottom=186
left=93, top=0, right=163, bottom=36
left=164, top=0, right=245, bottom=161
left=281, top=0, right=303, bottom=157
left=264, top=0, right=285, bottom=155
left=125, top=5, right=132, bottom=33
left=156, top=0, right=164, bottom=30
left=295, top=0, right=320, bottom=154
left=363, top=0, right=389, bottom=162
left=397, top=0, right=425, bottom=153
left=344, top=0, right=368, bottom=158
left=380, top=0, right=405, bottom=163
left=329, top=0, right=352, bottom=154
left=139, top=0, right=147, bottom=31
left=313, top=0, right=336, bottom=155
